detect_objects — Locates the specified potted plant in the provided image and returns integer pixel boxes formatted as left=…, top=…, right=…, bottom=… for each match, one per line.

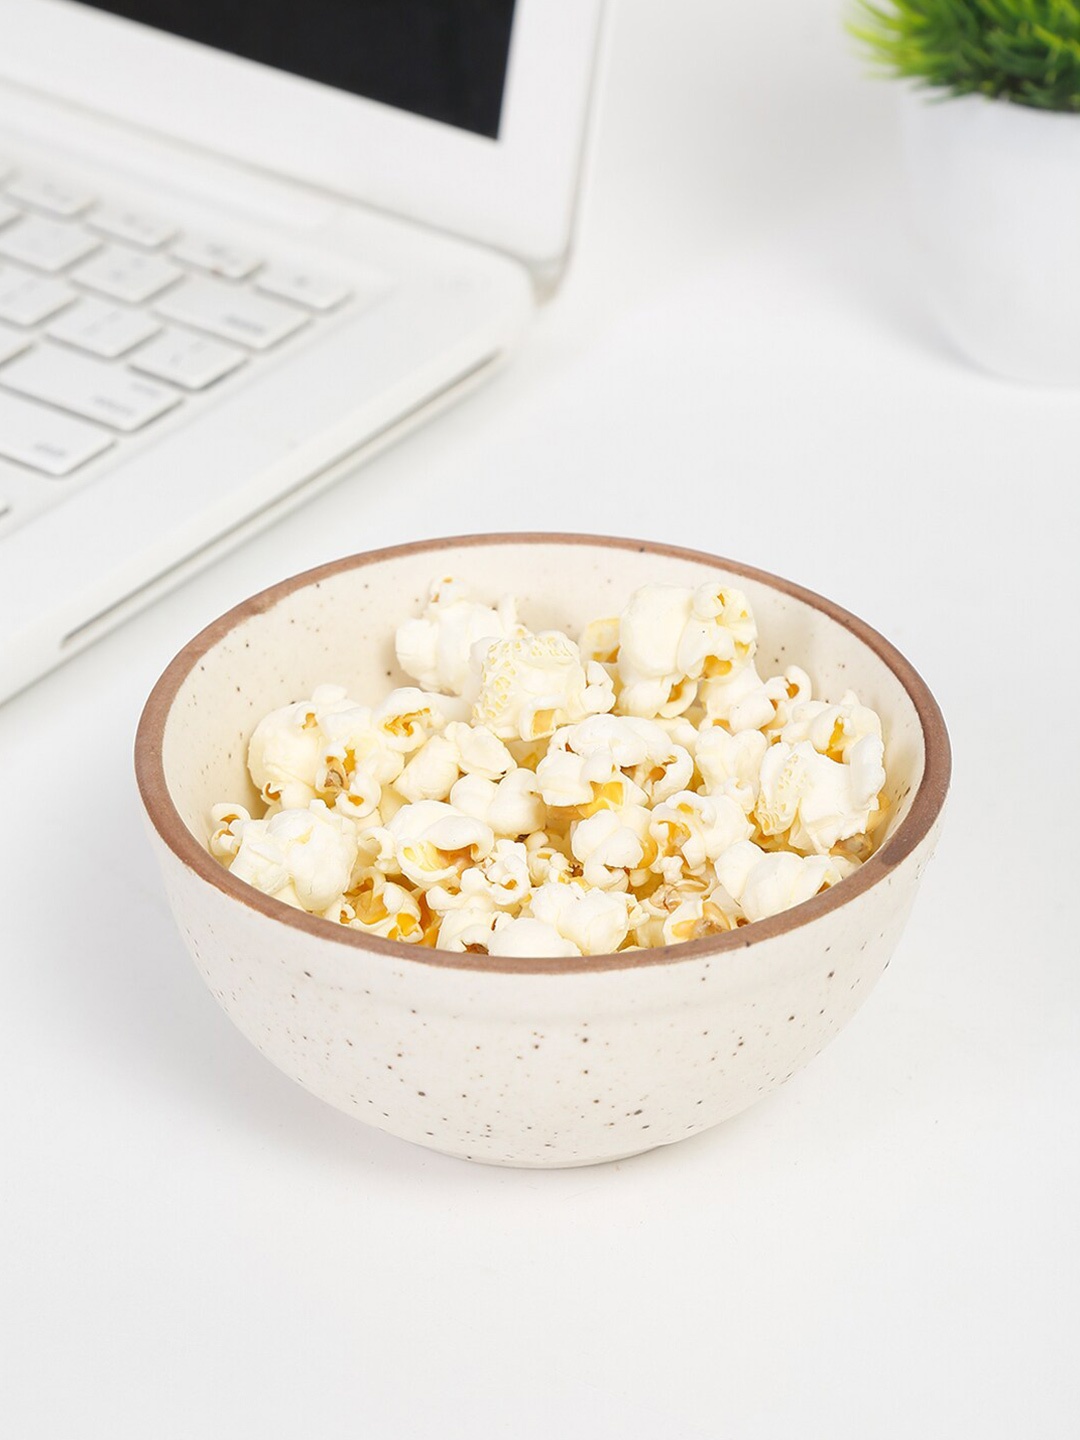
left=850, top=1, right=1080, bottom=384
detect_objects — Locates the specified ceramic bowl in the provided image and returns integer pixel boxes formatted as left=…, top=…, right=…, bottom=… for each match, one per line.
left=135, top=535, right=950, bottom=1168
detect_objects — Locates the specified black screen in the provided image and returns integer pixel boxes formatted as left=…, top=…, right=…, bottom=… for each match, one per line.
left=74, top=0, right=517, bottom=139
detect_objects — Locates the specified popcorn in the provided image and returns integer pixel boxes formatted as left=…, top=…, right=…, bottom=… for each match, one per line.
left=648, top=790, right=751, bottom=880
left=630, top=870, right=738, bottom=947
left=524, top=830, right=575, bottom=887
left=227, top=800, right=358, bottom=913
left=444, top=721, right=515, bottom=780
left=765, top=666, right=814, bottom=732
left=467, top=630, right=615, bottom=742
left=653, top=714, right=701, bottom=753
left=331, top=871, right=423, bottom=943
left=570, top=807, right=649, bottom=889
left=616, top=582, right=757, bottom=718
left=627, top=737, right=694, bottom=806
left=662, top=895, right=738, bottom=945
left=780, top=691, right=883, bottom=759
left=755, top=739, right=885, bottom=855
left=386, top=800, right=494, bottom=888
left=355, top=823, right=396, bottom=872
left=457, top=840, right=533, bottom=911
left=394, top=735, right=461, bottom=804
left=318, top=704, right=404, bottom=820
left=699, top=662, right=814, bottom=736
left=557, top=713, right=658, bottom=769
left=715, top=842, right=846, bottom=923
left=677, top=582, right=757, bottom=677
left=537, top=715, right=691, bottom=810
left=395, top=576, right=522, bottom=695
left=449, top=769, right=545, bottom=838
left=209, top=802, right=252, bottom=860
left=247, top=684, right=354, bottom=809
left=699, top=659, right=776, bottom=733
left=578, top=616, right=620, bottom=667
left=436, top=905, right=503, bottom=953
left=395, top=721, right=516, bottom=806
left=485, top=917, right=582, bottom=959
left=372, top=687, right=460, bottom=753
left=211, top=574, right=890, bottom=956
left=534, top=745, right=597, bottom=809
left=529, top=881, right=637, bottom=955
left=695, top=728, right=769, bottom=811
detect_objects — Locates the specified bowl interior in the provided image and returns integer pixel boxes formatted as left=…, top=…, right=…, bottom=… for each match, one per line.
left=153, top=538, right=931, bottom=874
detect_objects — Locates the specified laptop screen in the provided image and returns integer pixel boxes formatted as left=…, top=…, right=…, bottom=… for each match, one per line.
left=71, top=0, right=518, bottom=140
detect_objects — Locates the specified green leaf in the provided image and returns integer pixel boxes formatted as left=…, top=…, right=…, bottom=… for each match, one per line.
left=847, top=0, right=1080, bottom=110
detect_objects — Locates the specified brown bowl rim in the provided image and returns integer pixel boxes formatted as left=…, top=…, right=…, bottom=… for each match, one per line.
left=135, top=533, right=951, bottom=975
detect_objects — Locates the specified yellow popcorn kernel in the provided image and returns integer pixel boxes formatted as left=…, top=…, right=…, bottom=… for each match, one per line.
left=344, top=871, right=423, bottom=942
left=208, top=803, right=250, bottom=859
left=578, top=776, right=639, bottom=817
left=349, top=873, right=391, bottom=927
left=373, top=687, right=457, bottom=754
left=663, top=897, right=737, bottom=945
left=579, top=616, right=620, bottom=666
left=417, top=895, right=441, bottom=948
left=395, top=576, right=521, bottom=695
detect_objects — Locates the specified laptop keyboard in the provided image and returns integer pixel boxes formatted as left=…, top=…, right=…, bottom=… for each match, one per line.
left=0, top=150, right=355, bottom=500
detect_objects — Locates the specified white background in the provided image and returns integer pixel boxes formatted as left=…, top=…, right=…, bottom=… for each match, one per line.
left=1, top=1, right=1077, bottom=1436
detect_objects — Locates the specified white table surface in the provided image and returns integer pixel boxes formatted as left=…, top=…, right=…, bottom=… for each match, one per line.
left=2, top=3, right=1077, bottom=1436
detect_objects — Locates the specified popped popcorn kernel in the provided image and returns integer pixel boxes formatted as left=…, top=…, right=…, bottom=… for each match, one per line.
left=248, top=697, right=333, bottom=808
left=337, top=871, right=424, bottom=943
left=662, top=896, right=738, bottom=946
left=386, top=799, right=494, bottom=888
left=616, top=582, right=757, bottom=719
left=211, top=573, right=890, bottom=955
left=449, top=768, right=545, bottom=838
left=373, top=687, right=460, bottom=753
left=467, top=630, right=615, bottom=742
left=209, top=803, right=252, bottom=859
left=395, top=576, right=522, bottom=696
left=486, top=916, right=582, bottom=959
left=571, top=807, right=648, bottom=890
left=227, top=800, right=358, bottom=913
left=529, top=881, right=637, bottom=956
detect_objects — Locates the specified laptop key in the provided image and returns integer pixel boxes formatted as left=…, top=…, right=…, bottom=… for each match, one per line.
left=256, top=264, right=352, bottom=312
left=0, top=264, right=76, bottom=325
left=0, top=390, right=113, bottom=475
left=89, top=205, right=176, bottom=250
left=130, top=326, right=245, bottom=389
left=47, top=297, right=161, bottom=359
left=171, top=235, right=261, bottom=280
left=73, top=243, right=183, bottom=304
left=0, top=320, right=31, bottom=365
left=154, top=276, right=308, bottom=350
left=5, top=172, right=95, bottom=218
left=0, top=216, right=100, bottom=272
left=0, top=344, right=181, bottom=431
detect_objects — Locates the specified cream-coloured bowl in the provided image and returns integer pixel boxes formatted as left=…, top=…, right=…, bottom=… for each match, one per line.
left=135, top=535, right=950, bottom=1168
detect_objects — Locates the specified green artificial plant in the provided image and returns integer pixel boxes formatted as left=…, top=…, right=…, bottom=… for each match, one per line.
left=850, top=0, right=1080, bottom=111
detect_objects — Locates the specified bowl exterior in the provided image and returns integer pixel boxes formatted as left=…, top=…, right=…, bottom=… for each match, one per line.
left=146, top=814, right=943, bottom=1167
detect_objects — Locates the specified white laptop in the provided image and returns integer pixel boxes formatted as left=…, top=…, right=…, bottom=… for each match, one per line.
left=0, top=0, right=605, bottom=702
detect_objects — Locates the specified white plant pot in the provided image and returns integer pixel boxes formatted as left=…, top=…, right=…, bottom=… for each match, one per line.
left=901, top=91, right=1080, bottom=384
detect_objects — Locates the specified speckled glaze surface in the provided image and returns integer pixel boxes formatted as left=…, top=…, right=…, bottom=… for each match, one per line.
left=136, top=535, right=950, bottom=1167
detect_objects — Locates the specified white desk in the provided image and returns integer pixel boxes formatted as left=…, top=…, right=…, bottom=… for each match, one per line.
left=2, top=3, right=1076, bottom=1436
